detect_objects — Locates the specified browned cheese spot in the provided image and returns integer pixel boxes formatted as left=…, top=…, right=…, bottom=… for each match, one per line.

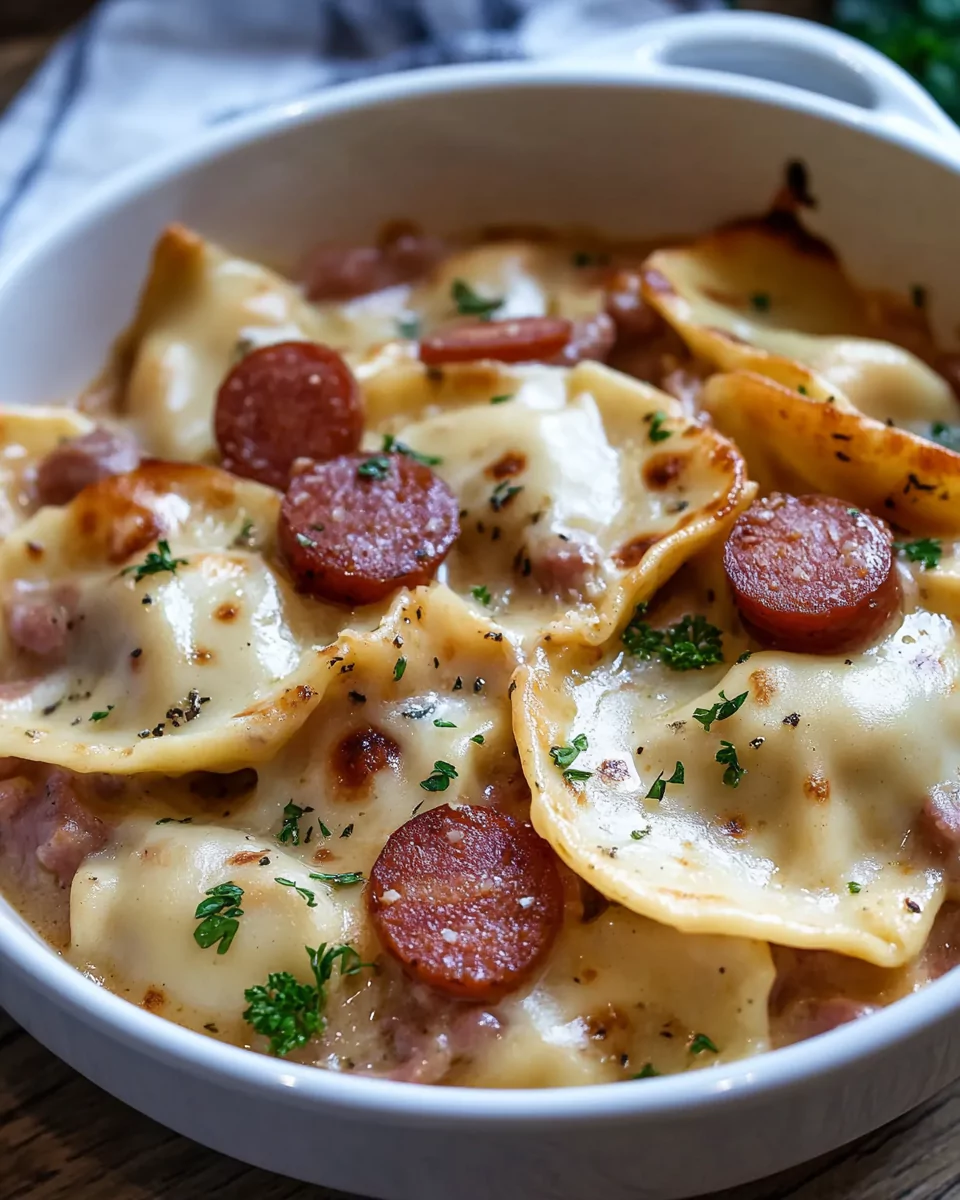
left=643, top=453, right=686, bottom=491
left=486, top=451, right=527, bottom=481
left=333, top=725, right=402, bottom=791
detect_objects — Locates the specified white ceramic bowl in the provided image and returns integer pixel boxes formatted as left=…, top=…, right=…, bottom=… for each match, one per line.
left=2, top=14, right=960, bottom=1199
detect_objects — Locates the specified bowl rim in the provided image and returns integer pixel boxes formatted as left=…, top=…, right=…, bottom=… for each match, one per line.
left=2, top=57, right=960, bottom=1127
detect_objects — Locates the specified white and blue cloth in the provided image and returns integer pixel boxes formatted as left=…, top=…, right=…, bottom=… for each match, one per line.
left=0, top=0, right=719, bottom=256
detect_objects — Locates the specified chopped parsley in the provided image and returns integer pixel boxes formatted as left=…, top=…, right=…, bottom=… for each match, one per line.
left=89, top=706, right=115, bottom=722
left=277, top=801, right=306, bottom=846
left=848, top=881, right=862, bottom=894
left=233, top=518, right=257, bottom=548
left=434, top=718, right=457, bottom=728
left=633, top=1063, right=660, bottom=1079
left=193, top=881, right=244, bottom=955
left=647, top=411, right=672, bottom=443
left=490, top=393, right=514, bottom=405
left=716, top=741, right=745, bottom=789
left=930, top=421, right=960, bottom=453
left=340, top=824, right=354, bottom=838
left=736, top=651, right=753, bottom=665
left=275, top=877, right=317, bottom=908
left=393, top=657, right=407, bottom=681
left=689, top=1032, right=719, bottom=1055
left=550, top=734, right=588, bottom=770
left=381, top=433, right=441, bottom=467
left=894, top=537, right=942, bottom=570
left=451, top=278, right=503, bottom=320
left=396, top=314, right=421, bottom=340
left=471, top=584, right=491, bottom=606
left=563, top=768, right=593, bottom=783
left=318, top=819, right=331, bottom=838
left=646, top=761, right=684, bottom=801
left=622, top=608, right=724, bottom=671
left=470, top=733, right=485, bottom=744
left=310, top=871, right=365, bottom=887
left=357, top=455, right=391, bottom=481
left=243, top=943, right=373, bottom=1057
left=155, top=816, right=193, bottom=825
left=631, top=826, right=652, bottom=841
left=750, top=292, right=771, bottom=312
left=121, top=539, right=187, bottom=583
left=490, top=480, right=523, bottom=512
left=693, top=689, right=748, bottom=732
left=420, top=760, right=458, bottom=792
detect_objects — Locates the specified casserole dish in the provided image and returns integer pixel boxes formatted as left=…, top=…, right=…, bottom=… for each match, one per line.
left=1, top=12, right=960, bottom=1197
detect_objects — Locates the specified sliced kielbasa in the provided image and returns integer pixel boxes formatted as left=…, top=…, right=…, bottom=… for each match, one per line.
left=278, top=452, right=459, bottom=606
left=214, top=341, right=363, bottom=490
left=367, top=803, right=564, bottom=1002
left=34, top=426, right=140, bottom=506
left=301, top=230, right=446, bottom=302
left=604, top=269, right=667, bottom=343
left=419, top=316, right=573, bottom=366
left=723, top=493, right=901, bottom=654
left=550, top=312, right=616, bottom=366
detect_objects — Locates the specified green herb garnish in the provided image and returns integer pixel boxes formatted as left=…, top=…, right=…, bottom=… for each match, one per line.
left=646, top=761, right=684, bottom=801
left=693, top=690, right=748, bottom=732
left=243, top=943, right=373, bottom=1057
left=121, top=539, right=187, bottom=583
left=434, top=719, right=457, bottom=728
left=471, top=584, right=491, bottom=606
left=690, top=1032, right=719, bottom=1055
left=451, top=278, right=503, bottom=320
left=193, top=881, right=244, bottom=955
left=420, top=760, right=459, bottom=792
left=930, top=421, right=960, bottom=453
left=310, top=871, right=365, bottom=887
left=396, top=314, right=421, bottom=340
left=275, top=878, right=317, bottom=908
left=622, top=609, right=724, bottom=671
left=393, top=657, right=407, bottom=681
left=633, top=1063, right=660, bottom=1079
left=382, top=433, right=441, bottom=466
left=750, top=292, right=771, bottom=312
left=490, top=393, right=513, bottom=405
left=278, top=801, right=306, bottom=846
left=716, top=741, right=745, bottom=789
left=848, top=881, right=862, bottom=894
left=894, top=537, right=943, bottom=570
left=470, top=734, right=484, bottom=744
left=490, top=480, right=523, bottom=512
left=549, top=733, right=588, bottom=769
left=648, top=411, right=672, bottom=443
left=357, top=455, right=391, bottom=481
left=89, top=706, right=115, bottom=722
left=631, top=826, right=652, bottom=841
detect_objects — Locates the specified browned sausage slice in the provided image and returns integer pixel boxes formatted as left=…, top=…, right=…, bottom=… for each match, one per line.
left=215, top=342, right=363, bottom=490
left=724, top=493, right=901, bottom=654
left=34, top=426, right=140, bottom=506
left=278, top=452, right=459, bottom=605
left=419, top=317, right=573, bottom=366
left=367, top=804, right=564, bottom=1002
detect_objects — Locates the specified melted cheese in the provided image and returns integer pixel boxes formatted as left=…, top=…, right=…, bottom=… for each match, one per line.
left=461, top=905, right=773, bottom=1087
left=518, top=609, right=958, bottom=967
left=0, top=406, right=95, bottom=536
left=360, top=359, right=752, bottom=645
left=0, top=463, right=345, bottom=772
left=643, top=219, right=959, bottom=431
left=69, top=819, right=365, bottom=1038
left=703, top=371, right=960, bottom=534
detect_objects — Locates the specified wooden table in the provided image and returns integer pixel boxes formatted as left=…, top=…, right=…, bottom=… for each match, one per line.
left=2, top=10, right=959, bottom=1199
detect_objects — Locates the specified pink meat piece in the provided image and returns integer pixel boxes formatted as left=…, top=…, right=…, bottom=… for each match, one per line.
left=527, top=531, right=600, bottom=598
left=3, top=581, right=79, bottom=660
left=34, top=425, right=140, bottom=507
left=551, top=312, right=616, bottom=366
left=0, top=767, right=108, bottom=888
left=302, top=232, right=446, bottom=302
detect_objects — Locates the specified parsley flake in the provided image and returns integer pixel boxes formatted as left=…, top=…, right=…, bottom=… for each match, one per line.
left=470, top=734, right=485, bottom=744
left=646, top=761, right=684, bottom=801
left=716, top=741, right=745, bottom=789
left=750, top=292, right=771, bottom=312
left=692, top=689, right=748, bottom=732
left=277, top=801, right=306, bottom=846
left=275, top=877, right=318, bottom=908
left=471, top=584, right=492, bottom=606
left=233, top=518, right=257, bottom=548
left=393, top=657, right=407, bottom=681
left=848, top=881, right=862, bottom=894
left=194, top=881, right=244, bottom=955
left=894, top=537, right=943, bottom=571
left=243, top=943, right=373, bottom=1057
left=420, top=760, right=458, bottom=792
left=690, top=1032, right=719, bottom=1055
left=396, top=314, right=421, bottom=340
left=633, top=1063, right=660, bottom=1079
left=451, top=278, right=503, bottom=320
left=490, top=480, right=523, bottom=512
left=930, top=421, right=960, bottom=453
left=433, top=719, right=456, bottom=728
left=382, top=433, right=442, bottom=467
left=310, top=871, right=365, bottom=887
left=490, top=393, right=513, bottom=405
left=89, top=706, right=115, bottom=722
left=647, top=411, right=672, bottom=443
left=550, top=734, right=588, bottom=769
left=121, top=539, right=187, bottom=583
left=631, top=826, right=652, bottom=841
left=622, top=608, right=724, bottom=671
left=563, top=768, right=593, bottom=784
left=357, top=455, right=390, bottom=481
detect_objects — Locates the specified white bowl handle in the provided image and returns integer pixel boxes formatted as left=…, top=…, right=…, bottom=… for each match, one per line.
left=542, top=11, right=960, bottom=150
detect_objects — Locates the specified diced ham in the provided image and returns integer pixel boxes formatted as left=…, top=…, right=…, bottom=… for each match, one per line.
left=0, top=766, right=108, bottom=888
left=302, top=231, right=446, bottom=302
left=34, top=426, right=140, bottom=507
left=4, top=581, right=80, bottom=660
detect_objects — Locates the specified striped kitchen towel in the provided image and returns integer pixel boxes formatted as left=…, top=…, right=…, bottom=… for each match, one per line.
left=0, top=0, right=718, bottom=256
